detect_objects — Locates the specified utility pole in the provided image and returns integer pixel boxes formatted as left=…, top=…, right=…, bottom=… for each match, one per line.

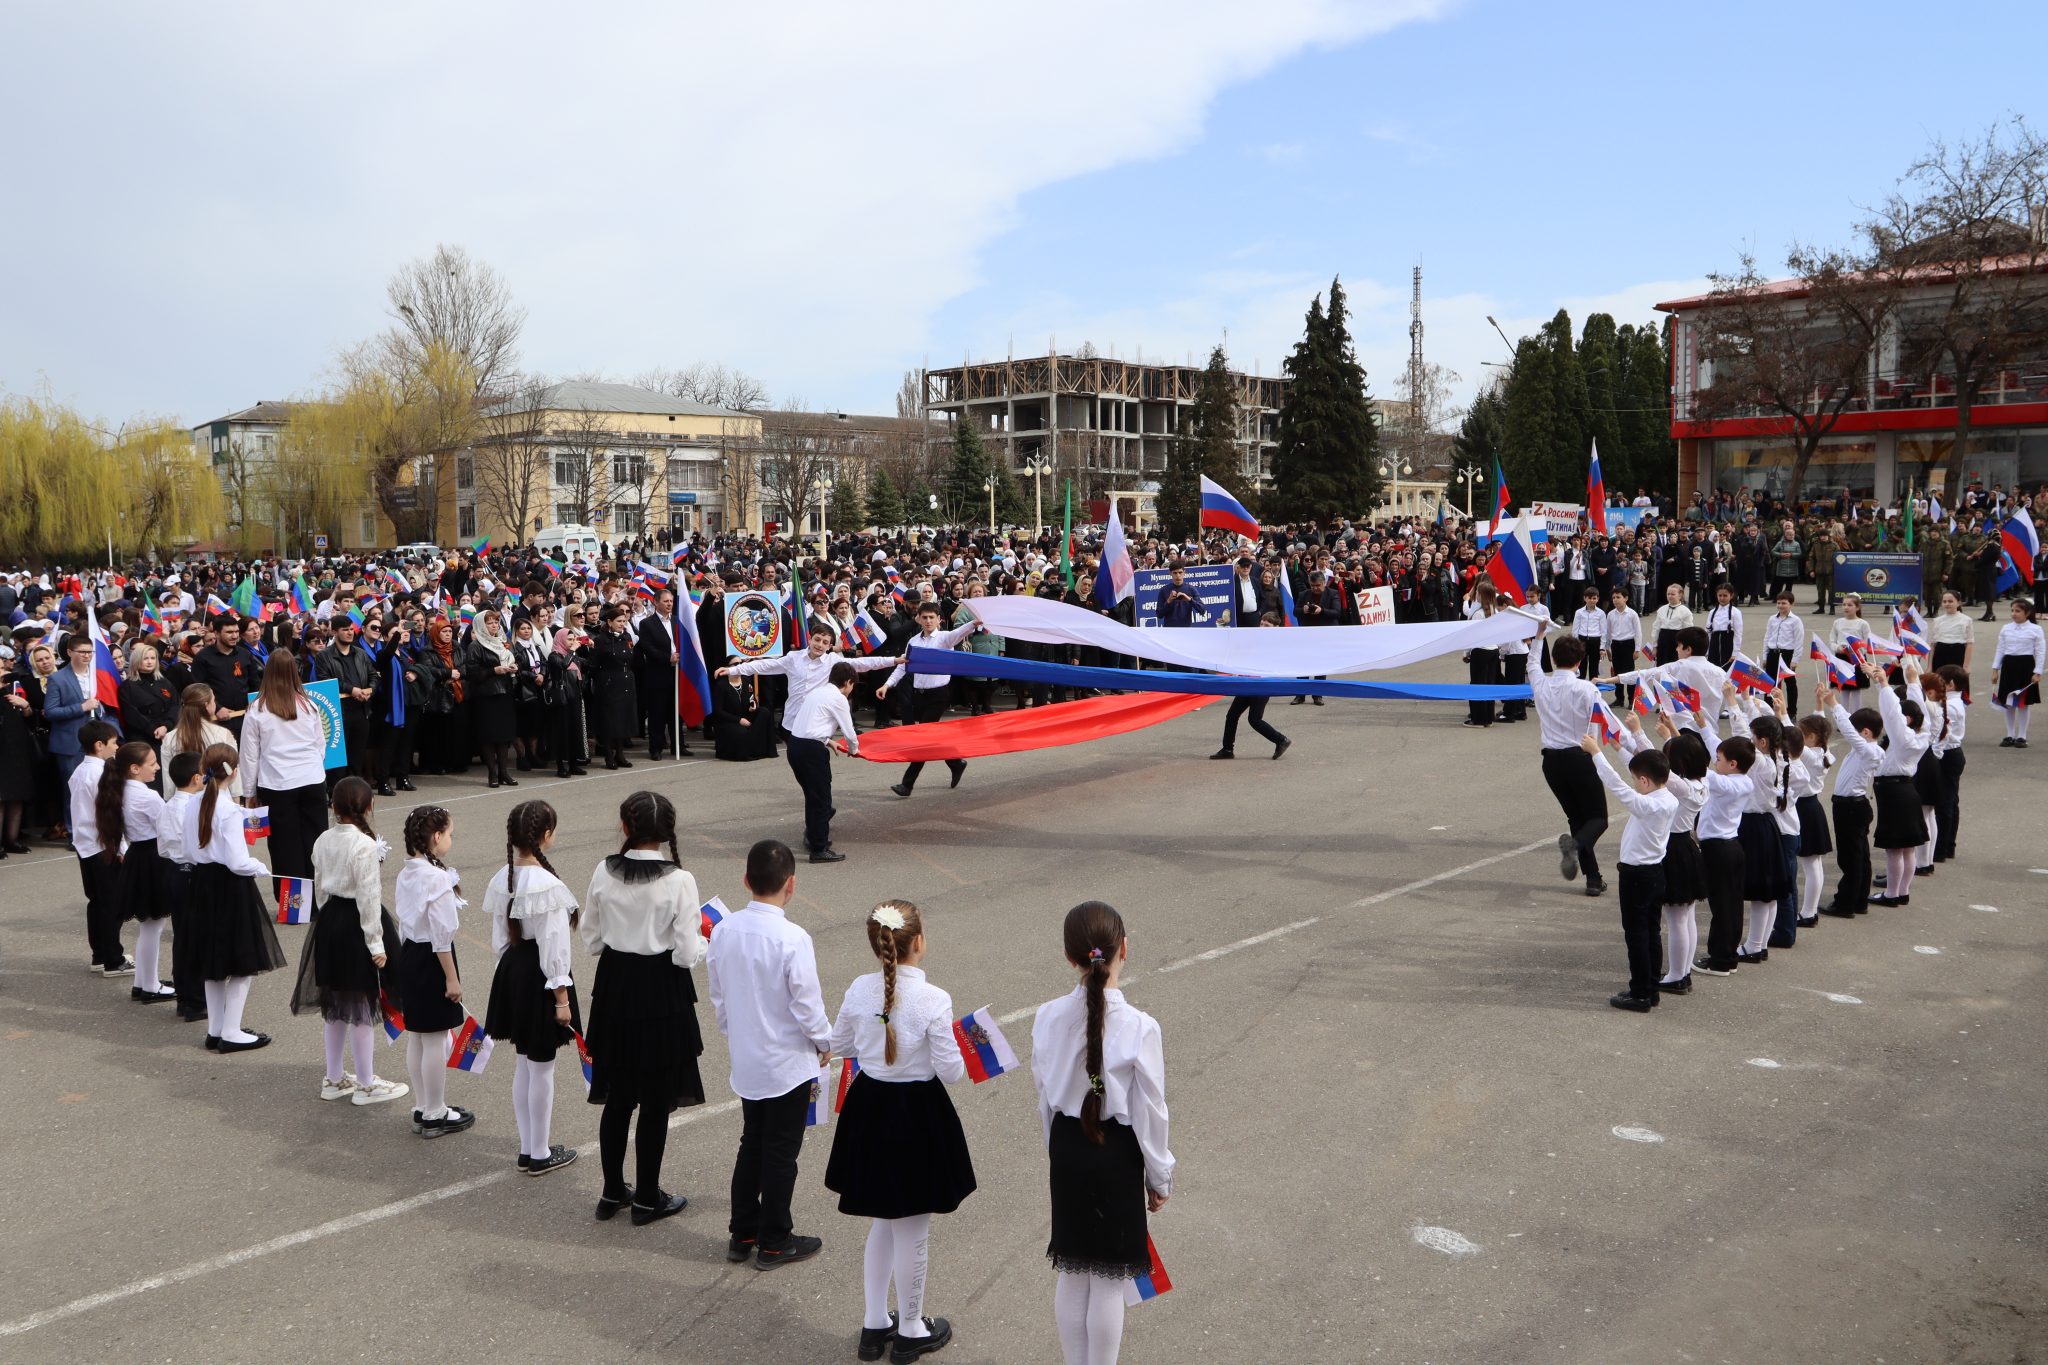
left=1408, top=264, right=1426, bottom=494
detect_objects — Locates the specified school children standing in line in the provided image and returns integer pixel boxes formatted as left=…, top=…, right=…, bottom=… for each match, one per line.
left=1866, top=658, right=1932, bottom=908
left=295, top=777, right=408, bottom=1108
left=1732, top=698, right=1792, bottom=963
left=159, top=751, right=208, bottom=1022
left=1817, top=686, right=1881, bottom=919
left=187, top=742, right=288, bottom=1051
left=1931, top=664, right=1970, bottom=861
left=1622, top=715, right=1708, bottom=996
left=484, top=799, right=581, bottom=1177
left=1691, top=735, right=1755, bottom=977
left=1792, top=714, right=1836, bottom=928
left=824, top=900, right=975, bottom=1362
left=1033, top=901, right=1173, bottom=1365
left=394, top=805, right=474, bottom=1137
left=99, top=740, right=175, bottom=1001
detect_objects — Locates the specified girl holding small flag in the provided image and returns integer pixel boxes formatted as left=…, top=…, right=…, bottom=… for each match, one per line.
left=1727, top=693, right=1791, bottom=962
left=1931, top=664, right=1970, bottom=861
left=188, top=742, right=288, bottom=1051
left=483, top=800, right=582, bottom=1177
left=99, top=741, right=177, bottom=1001
left=294, top=777, right=408, bottom=1108
left=1912, top=672, right=1952, bottom=876
left=1830, top=595, right=1873, bottom=705
left=1990, top=599, right=2044, bottom=748
left=1926, top=592, right=1975, bottom=693
left=1033, top=901, right=1173, bottom=1365
left=824, top=900, right=975, bottom=1362
left=395, top=805, right=475, bottom=1137
left=580, top=791, right=705, bottom=1225
left=240, top=653, right=331, bottom=912
left=1861, top=657, right=1932, bottom=907
left=1793, top=714, right=1836, bottom=926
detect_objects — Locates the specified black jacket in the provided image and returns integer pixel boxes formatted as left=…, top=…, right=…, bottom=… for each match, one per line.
left=316, top=643, right=376, bottom=698
left=189, top=644, right=259, bottom=709
left=117, top=673, right=179, bottom=742
left=460, top=636, right=516, bottom=700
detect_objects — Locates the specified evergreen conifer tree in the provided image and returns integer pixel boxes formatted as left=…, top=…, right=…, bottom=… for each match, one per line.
left=829, top=474, right=868, bottom=530
left=865, top=465, right=904, bottom=527
left=1268, top=279, right=1380, bottom=524
left=940, top=419, right=992, bottom=524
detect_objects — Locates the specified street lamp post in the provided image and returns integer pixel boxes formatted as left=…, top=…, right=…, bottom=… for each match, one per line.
left=814, top=468, right=835, bottom=552
left=982, top=475, right=996, bottom=530
left=1022, top=452, right=1054, bottom=531
left=1453, top=465, right=1482, bottom=518
left=1375, top=456, right=1414, bottom=521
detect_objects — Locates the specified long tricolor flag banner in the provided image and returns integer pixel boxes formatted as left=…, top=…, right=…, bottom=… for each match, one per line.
left=275, top=876, right=313, bottom=925
left=448, top=1014, right=495, bottom=1073
left=951, top=1006, right=1019, bottom=1083
left=1123, top=1235, right=1174, bottom=1306
left=805, top=1062, right=834, bottom=1127
left=834, top=1056, right=861, bottom=1114
left=699, top=895, right=728, bottom=939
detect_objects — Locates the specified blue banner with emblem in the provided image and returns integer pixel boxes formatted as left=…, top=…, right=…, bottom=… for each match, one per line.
left=1133, top=564, right=1238, bottom=628
left=1832, top=552, right=1922, bottom=607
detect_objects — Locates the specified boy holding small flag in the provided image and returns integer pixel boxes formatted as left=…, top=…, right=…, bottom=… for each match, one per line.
left=1580, top=730, right=1678, bottom=1012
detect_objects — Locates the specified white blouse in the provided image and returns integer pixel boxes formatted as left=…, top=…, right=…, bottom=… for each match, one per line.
left=486, top=863, right=578, bottom=989
left=394, top=857, right=464, bottom=951
left=122, top=780, right=165, bottom=844
left=160, top=791, right=195, bottom=863
left=579, top=851, right=703, bottom=971
left=1992, top=620, right=2046, bottom=674
left=1830, top=617, right=1872, bottom=652
left=1926, top=611, right=1973, bottom=646
left=238, top=699, right=329, bottom=797
left=1652, top=603, right=1693, bottom=634
left=189, top=792, right=269, bottom=877
left=827, top=966, right=967, bottom=1085
left=1032, top=985, right=1174, bottom=1196
left=1875, top=685, right=1931, bottom=778
left=159, top=720, right=233, bottom=796
left=312, top=824, right=386, bottom=957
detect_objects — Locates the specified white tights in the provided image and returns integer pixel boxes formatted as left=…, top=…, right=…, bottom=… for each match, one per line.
left=862, top=1215, right=932, bottom=1337
left=1660, top=904, right=1697, bottom=982
left=1798, top=856, right=1825, bottom=922
left=323, top=1019, right=379, bottom=1086
left=2005, top=703, right=2032, bottom=740
left=204, top=976, right=258, bottom=1043
left=1885, top=849, right=1917, bottom=900
left=1054, top=1271, right=1126, bottom=1365
left=1918, top=808, right=1936, bottom=869
left=406, top=1030, right=450, bottom=1118
left=133, top=919, right=170, bottom=992
left=1742, top=901, right=1776, bottom=955
left=511, top=1055, right=556, bottom=1159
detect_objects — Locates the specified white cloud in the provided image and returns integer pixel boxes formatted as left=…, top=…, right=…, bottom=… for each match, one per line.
left=0, top=0, right=1451, bottom=423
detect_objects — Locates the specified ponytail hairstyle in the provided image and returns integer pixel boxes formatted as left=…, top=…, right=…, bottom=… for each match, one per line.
left=330, top=776, right=376, bottom=840
left=404, top=804, right=452, bottom=868
left=174, top=684, right=216, bottom=757
left=1920, top=671, right=1950, bottom=742
left=1775, top=724, right=1801, bottom=810
left=1797, top=714, right=1834, bottom=769
left=617, top=790, right=680, bottom=867
left=95, top=741, right=154, bottom=863
left=502, top=799, right=561, bottom=942
left=195, top=742, right=240, bottom=849
left=1062, top=899, right=1127, bottom=1146
left=865, top=900, right=922, bottom=1065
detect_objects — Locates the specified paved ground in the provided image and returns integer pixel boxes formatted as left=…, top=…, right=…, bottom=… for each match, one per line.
left=2, top=596, right=2044, bottom=1364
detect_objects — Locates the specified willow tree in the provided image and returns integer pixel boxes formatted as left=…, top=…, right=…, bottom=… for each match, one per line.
left=115, top=418, right=222, bottom=555
left=0, top=395, right=126, bottom=559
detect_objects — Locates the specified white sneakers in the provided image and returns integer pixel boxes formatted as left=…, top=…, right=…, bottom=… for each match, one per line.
left=319, top=1075, right=358, bottom=1101
left=351, top=1078, right=410, bottom=1106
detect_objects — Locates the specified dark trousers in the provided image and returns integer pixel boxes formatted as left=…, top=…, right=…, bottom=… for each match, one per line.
left=1934, top=750, right=1965, bottom=860
left=1617, top=862, right=1666, bottom=999
left=1830, top=796, right=1872, bottom=913
left=79, top=853, right=123, bottom=969
left=900, top=686, right=964, bottom=792
left=785, top=737, right=835, bottom=853
left=1220, top=696, right=1285, bottom=751
left=375, top=716, right=417, bottom=781
left=1500, top=652, right=1527, bottom=721
left=1468, top=648, right=1499, bottom=724
left=1763, top=648, right=1798, bottom=715
left=1576, top=637, right=1602, bottom=680
left=1540, top=748, right=1609, bottom=880
left=641, top=673, right=675, bottom=757
left=1772, top=833, right=1801, bottom=944
left=598, top=1094, right=671, bottom=1202
left=1608, top=644, right=1637, bottom=706
left=167, top=865, right=201, bottom=1011
left=729, top=1080, right=811, bottom=1249
left=338, top=700, right=373, bottom=781
left=259, top=781, right=329, bottom=906
left=1699, top=836, right=1746, bottom=968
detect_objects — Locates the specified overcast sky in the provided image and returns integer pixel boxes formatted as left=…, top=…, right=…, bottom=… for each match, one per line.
left=3, top=1, right=2041, bottom=430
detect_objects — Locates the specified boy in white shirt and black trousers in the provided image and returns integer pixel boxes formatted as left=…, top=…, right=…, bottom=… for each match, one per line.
left=877, top=604, right=981, bottom=797
left=69, top=720, right=131, bottom=975
left=708, top=839, right=834, bottom=1270
left=1580, top=729, right=1679, bottom=1011
left=1604, top=588, right=1643, bottom=708
left=1817, top=683, right=1882, bottom=917
left=1531, top=629, right=1610, bottom=896
left=785, top=661, right=861, bottom=865
left=1570, top=586, right=1608, bottom=681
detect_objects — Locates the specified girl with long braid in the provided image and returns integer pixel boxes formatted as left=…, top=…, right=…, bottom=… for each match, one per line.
left=99, top=741, right=176, bottom=1001
left=824, top=900, right=976, bottom=1362
left=293, top=777, right=408, bottom=1107
left=188, top=742, right=288, bottom=1051
left=394, top=805, right=474, bottom=1137
left=483, top=800, right=581, bottom=1177
left=1031, top=901, right=1173, bottom=1365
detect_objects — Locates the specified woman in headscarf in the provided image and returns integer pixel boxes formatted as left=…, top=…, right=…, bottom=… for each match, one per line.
left=462, top=610, right=520, bottom=788
left=548, top=605, right=594, bottom=779
left=588, top=603, right=639, bottom=770
left=419, top=616, right=468, bottom=775
left=510, top=615, right=551, bottom=774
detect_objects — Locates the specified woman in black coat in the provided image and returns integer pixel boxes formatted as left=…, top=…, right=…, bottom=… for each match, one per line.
left=509, top=616, right=551, bottom=773
left=116, top=641, right=180, bottom=757
left=547, top=609, right=593, bottom=779
left=460, top=612, right=520, bottom=788
left=588, top=603, right=639, bottom=769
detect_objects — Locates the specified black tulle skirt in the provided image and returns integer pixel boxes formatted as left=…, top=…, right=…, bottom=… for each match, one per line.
left=825, top=1073, right=977, bottom=1219
left=190, top=862, right=288, bottom=981
left=1659, top=830, right=1704, bottom=905
left=1796, top=794, right=1834, bottom=856
left=484, top=937, right=581, bottom=1063
left=1737, top=811, right=1788, bottom=900
left=1873, top=775, right=1928, bottom=850
left=397, top=939, right=465, bottom=1033
left=1046, top=1113, right=1149, bottom=1279
left=290, top=897, right=400, bottom=1024
left=1912, top=746, right=1944, bottom=810
left=582, top=946, right=703, bottom=1109
left=115, top=839, right=165, bottom=922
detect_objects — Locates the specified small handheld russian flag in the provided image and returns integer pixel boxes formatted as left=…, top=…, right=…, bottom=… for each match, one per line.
left=573, top=1030, right=595, bottom=1093
left=275, top=876, right=313, bottom=925
left=379, top=989, right=407, bottom=1043
left=700, top=895, right=728, bottom=939
left=805, top=1063, right=833, bottom=1127
left=1862, top=635, right=1903, bottom=659
left=1659, top=678, right=1700, bottom=715
left=1728, top=654, right=1775, bottom=694
left=1631, top=684, right=1660, bottom=719
left=850, top=610, right=887, bottom=655
left=884, top=564, right=907, bottom=603
left=447, top=1015, right=495, bottom=1074
left=243, top=807, right=271, bottom=845
left=952, top=1006, right=1020, bottom=1084
left=1589, top=700, right=1622, bottom=745
left=834, top=1056, right=861, bottom=1114
left=1776, top=656, right=1798, bottom=684
left=1810, top=635, right=1857, bottom=686
left=1123, top=1235, right=1174, bottom=1306
left=1896, top=628, right=1929, bottom=658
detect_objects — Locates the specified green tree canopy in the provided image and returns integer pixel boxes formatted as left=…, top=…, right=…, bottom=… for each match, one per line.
left=1267, top=278, right=1381, bottom=523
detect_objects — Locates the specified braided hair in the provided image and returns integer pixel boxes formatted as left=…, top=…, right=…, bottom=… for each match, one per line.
left=94, top=741, right=154, bottom=864
left=865, top=900, right=922, bottom=1065
left=1062, top=900, right=1127, bottom=1145
left=330, top=776, right=377, bottom=840
left=617, top=790, right=680, bottom=867
left=502, top=799, right=560, bottom=942
left=404, top=805, right=452, bottom=868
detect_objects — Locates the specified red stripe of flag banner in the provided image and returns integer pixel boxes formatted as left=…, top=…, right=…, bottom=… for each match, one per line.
left=834, top=1056, right=861, bottom=1114
left=951, top=1006, right=1019, bottom=1083
left=275, top=876, right=312, bottom=925
left=447, top=1014, right=495, bottom=1073
left=1123, top=1235, right=1174, bottom=1305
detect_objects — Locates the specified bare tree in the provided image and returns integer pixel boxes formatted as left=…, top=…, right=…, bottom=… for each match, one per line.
left=756, top=402, right=844, bottom=547
left=633, top=362, right=770, bottom=412
left=548, top=399, right=626, bottom=529
left=893, top=368, right=923, bottom=419
left=381, top=244, right=525, bottom=398
left=717, top=415, right=760, bottom=533
left=1864, top=117, right=2048, bottom=494
left=471, top=373, right=557, bottom=541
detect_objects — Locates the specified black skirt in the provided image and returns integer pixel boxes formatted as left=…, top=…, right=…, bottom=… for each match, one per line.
left=397, top=938, right=466, bottom=1033
left=1659, top=829, right=1704, bottom=905
left=1912, top=747, right=1944, bottom=809
left=190, top=863, right=288, bottom=981
left=1995, top=654, right=2040, bottom=708
left=115, top=839, right=165, bottom=922
left=825, top=1073, right=978, bottom=1219
left=1046, top=1113, right=1149, bottom=1279
left=290, top=897, right=400, bottom=1025
left=470, top=692, right=516, bottom=746
left=1796, top=794, right=1834, bottom=856
left=1872, top=774, right=1928, bottom=849
left=484, top=937, right=582, bottom=1063
left=583, top=946, right=704, bottom=1109
left=1655, top=628, right=1680, bottom=666
left=1930, top=642, right=1971, bottom=701
left=1737, top=810, right=1788, bottom=899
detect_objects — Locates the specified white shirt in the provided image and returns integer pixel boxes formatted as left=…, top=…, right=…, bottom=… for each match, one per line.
left=1571, top=606, right=1608, bottom=645
left=789, top=682, right=858, bottom=750
left=1605, top=607, right=1642, bottom=645
left=706, top=899, right=832, bottom=1102
left=1761, top=611, right=1803, bottom=653
left=1235, top=573, right=1259, bottom=615
left=160, top=789, right=196, bottom=863
left=312, top=824, right=387, bottom=957
left=1830, top=617, right=1872, bottom=654
left=1652, top=603, right=1693, bottom=635
left=239, top=697, right=327, bottom=797
left=826, top=965, right=967, bottom=1085
left=729, top=648, right=894, bottom=729
left=1992, top=620, right=2046, bottom=675
left=394, top=857, right=463, bottom=951
left=120, top=780, right=165, bottom=847
left=1707, top=604, right=1743, bottom=654
left=580, top=851, right=703, bottom=971
left=190, top=791, right=269, bottom=877
left=68, top=755, right=106, bottom=858
left=1591, top=753, right=1679, bottom=866
left=487, top=863, right=578, bottom=989
left=1932, top=695, right=1966, bottom=755
left=160, top=719, right=233, bottom=796
left=1032, top=985, right=1174, bottom=1196
left=883, top=621, right=979, bottom=691
left=1875, top=684, right=1931, bottom=778
left=1828, top=705, right=1881, bottom=798
left=1695, top=770, right=1751, bottom=841
left=1529, top=649, right=1602, bottom=750
left=1927, top=611, right=1972, bottom=646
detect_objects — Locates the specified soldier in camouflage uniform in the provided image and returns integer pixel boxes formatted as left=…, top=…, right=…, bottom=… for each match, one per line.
left=1921, top=525, right=1951, bottom=602
left=1808, top=527, right=1841, bottom=612
left=1953, top=522, right=1984, bottom=606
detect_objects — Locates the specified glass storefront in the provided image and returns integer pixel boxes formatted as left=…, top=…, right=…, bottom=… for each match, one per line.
left=1899, top=430, right=2048, bottom=498
left=1712, top=435, right=1876, bottom=503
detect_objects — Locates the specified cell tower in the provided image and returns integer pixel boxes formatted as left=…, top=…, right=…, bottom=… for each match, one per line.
left=1407, top=262, right=1426, bottom=472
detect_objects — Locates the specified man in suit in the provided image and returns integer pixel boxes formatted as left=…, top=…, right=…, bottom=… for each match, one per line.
left=46, top=633, right=124, bottom=785
left=634, top=588, right=688, bottom=759
left=1227, top=557, right=1264, bottom=628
